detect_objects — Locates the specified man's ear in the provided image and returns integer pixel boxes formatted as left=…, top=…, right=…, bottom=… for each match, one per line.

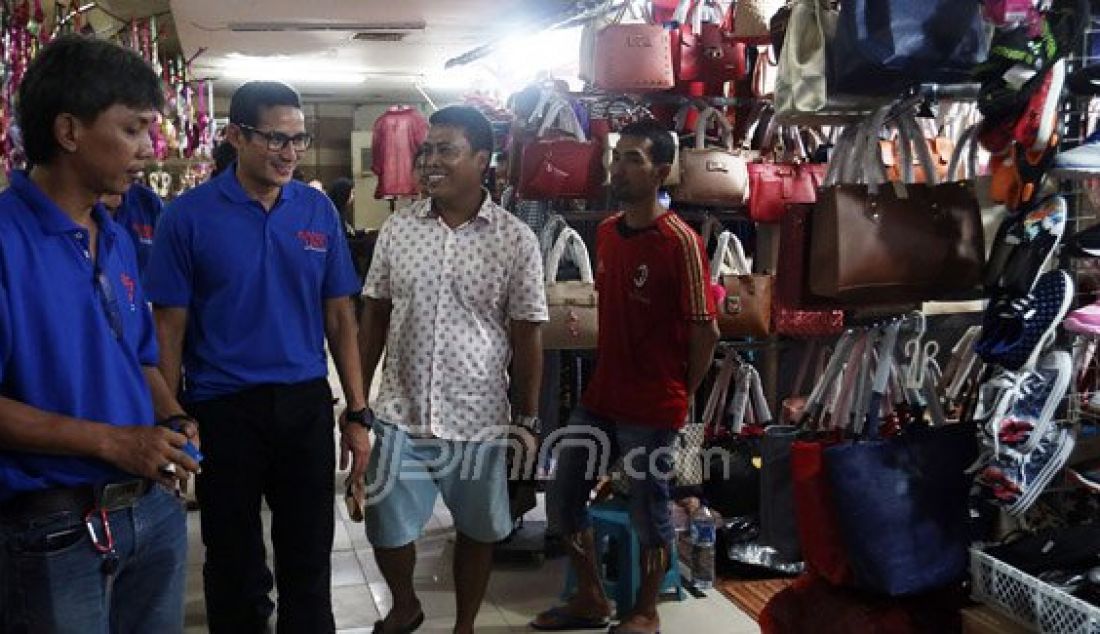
left=656, top=163, right=672, bottom=185
left=476, top=149, right=491, bottom=174
left=53, top=113, right=80, bottom=154
left=225, top=123, right=245, bottom=151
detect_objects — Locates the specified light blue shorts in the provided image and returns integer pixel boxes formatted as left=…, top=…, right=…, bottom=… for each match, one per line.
left=363, top=420, right=513, bottom=548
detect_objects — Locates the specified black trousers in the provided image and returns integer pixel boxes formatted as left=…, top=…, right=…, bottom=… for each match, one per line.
left=190, top=378, right=336, bottom=634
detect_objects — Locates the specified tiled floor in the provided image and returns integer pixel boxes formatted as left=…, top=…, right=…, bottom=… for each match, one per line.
left=181, top=362, right=758, bottom=633
left=182, top=491, right=759, bottom=633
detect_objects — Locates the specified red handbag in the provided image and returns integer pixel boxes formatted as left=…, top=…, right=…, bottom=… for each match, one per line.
left=594, top=2, right=675, bottom=93
left=671, top=0, right=746, bottom=94
left=749, top=121, right=827, bottom=223
left=517, top=101, right=601, bottom=200
left=774, top=203, right=844, bottom=336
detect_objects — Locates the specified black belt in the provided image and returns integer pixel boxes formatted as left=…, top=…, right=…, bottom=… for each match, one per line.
left=1, top=479, right=153, bottom=522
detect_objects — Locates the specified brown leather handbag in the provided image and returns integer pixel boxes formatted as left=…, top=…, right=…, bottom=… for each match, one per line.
left=543, top=227, right=598, bottom=350
left=594, top=1, right=676, bottom=92
left=809, top=107, right=984, bottom=305
left=674, top=107, right=751, bottom=206
left=710, top=230, right=772, bottom=338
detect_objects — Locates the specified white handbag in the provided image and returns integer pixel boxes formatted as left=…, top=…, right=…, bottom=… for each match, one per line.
left=543, top=228, right=598, bottom=350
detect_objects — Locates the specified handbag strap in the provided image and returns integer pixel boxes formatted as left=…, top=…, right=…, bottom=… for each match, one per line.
left=945, top=123, right=981, bottom=182
left=545, top=227, right=595, bottom=284
left=710, top=230, right=752, bottom=282
left=801, top=329, right=857, bottom=427
left=611, top=0, right=654, bottom=25
left=702, top=349, right=739, bottom=435
left=694, top=106, right=735, bottom=151
left=747, top=364, right=773, bottom=427
left=673, top=101, right=707, bottom=134
left=791, top=340, right=820, bottom=398
left=865, top=320, right=903, bottom=438
left=537, top=99, right=587, bottom=142
left=539, top=214, right=569, bottom=260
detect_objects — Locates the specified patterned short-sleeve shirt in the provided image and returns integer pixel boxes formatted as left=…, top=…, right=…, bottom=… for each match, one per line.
left=363, top=193, right=548, bottom=440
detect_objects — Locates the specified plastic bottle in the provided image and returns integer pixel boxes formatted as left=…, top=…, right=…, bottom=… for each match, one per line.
left=690, top=503, right=716, bottom=590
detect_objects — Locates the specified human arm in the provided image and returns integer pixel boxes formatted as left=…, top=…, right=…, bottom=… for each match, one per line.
left=0, top=397, right=199, bottom=488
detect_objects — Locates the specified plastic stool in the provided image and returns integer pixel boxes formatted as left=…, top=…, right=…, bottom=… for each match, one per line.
left=561, top=499, right=684, bottom=616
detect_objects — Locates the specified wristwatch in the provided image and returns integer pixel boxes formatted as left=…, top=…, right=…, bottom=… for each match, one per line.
left=343, top=408, right=373, bottom=431
left=513, top=414, right=541, bottom=434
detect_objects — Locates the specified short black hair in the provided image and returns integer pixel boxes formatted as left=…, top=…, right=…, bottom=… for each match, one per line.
left=229, top=81, right=301, bottom=127
left=17, top=34, right=164, bottom=166
left=619, top=119, right=676, bottom=166
left=428, top=106, right=494, bottom=156
left=326, top=177, right=354, bottom=224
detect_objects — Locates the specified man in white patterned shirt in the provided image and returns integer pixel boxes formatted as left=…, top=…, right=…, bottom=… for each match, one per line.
left=357, top=105, right=548, bottom=634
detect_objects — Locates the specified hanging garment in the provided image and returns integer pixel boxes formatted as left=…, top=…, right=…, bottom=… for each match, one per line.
left=371, top=105, right=429, bottom=198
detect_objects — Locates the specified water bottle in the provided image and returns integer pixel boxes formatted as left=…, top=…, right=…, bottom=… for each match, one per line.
left=690, top=503, right=716, bottom=590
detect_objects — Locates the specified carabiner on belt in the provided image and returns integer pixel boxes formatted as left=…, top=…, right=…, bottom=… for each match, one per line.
left=84, top=508, right=114, bottom=554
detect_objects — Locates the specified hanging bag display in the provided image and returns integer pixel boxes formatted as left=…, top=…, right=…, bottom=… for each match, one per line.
left=710, top=230, right=773, bottom=337
left=517, top=99, right=602, bottom=200
left=733, top=0, right=788, bottom=43
left=543, top=227, right=598, bottom=350
left=594, top=0, right=676, bottom=92
left=809, top=105, right=985, bottom=305
left=829, top=0, right=990, bottom=96
left=700, top=351, right=764, bottom=518
left=748, top=122, right=827, bottom=223
left=821, top=321, right=978, bottom=596
left=674, top=107, right=750, bottom=206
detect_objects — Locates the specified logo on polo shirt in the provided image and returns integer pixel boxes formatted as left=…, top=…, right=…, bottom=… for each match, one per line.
left=120, top=273, right=137, bottom=310
left=296, top=230, right=329, bottom=253
left=130, top=222, right=154, bottom=246
left=633, top=264, right=648, bottom=288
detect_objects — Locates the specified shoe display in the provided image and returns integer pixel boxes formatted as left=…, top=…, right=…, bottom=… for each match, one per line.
left=976, top=426, right=1076, bottom=516
left=1014, top=58, right=1066, bottom=153
left=983, top=195, right=1067, bottom=296
left=990, top=350, right=1072, bottom=454
left=979, top=269, right=1074, bottom=370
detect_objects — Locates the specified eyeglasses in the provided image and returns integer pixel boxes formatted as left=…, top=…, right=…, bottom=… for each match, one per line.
left=94, top=266, right=123, bottom=341
left=237, top=124, right=313, bottom=152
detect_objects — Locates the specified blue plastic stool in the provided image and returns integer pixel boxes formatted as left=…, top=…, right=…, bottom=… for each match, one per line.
left=561, top=499, right=684, bottom=616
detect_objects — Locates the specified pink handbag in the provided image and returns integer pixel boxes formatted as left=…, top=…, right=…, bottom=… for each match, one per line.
left=594, top=2, right=676, bottom=92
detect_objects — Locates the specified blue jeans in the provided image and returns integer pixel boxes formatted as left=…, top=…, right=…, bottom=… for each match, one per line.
left=547, top=407, right=678, bottom=548
left=0, top=485, right=187, bottom=633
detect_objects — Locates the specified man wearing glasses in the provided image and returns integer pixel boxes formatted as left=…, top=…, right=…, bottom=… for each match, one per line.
left=145, top=81, right=368, bottom=633
left=0, top=35, right=199, bottom=632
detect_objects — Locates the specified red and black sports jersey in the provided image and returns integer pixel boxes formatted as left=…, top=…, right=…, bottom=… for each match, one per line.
left=581, top=211, right=716, bottom=429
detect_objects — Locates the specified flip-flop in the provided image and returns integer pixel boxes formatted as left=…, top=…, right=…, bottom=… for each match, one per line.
left=372, top=610, right=424, bottom=634
left=529, top=605, right=611, bottom=631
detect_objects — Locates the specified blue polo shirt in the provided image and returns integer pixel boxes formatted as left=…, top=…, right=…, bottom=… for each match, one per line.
left=0, top=172, right=159, bottom=501
left=113, top=182, right=163, bottom=274
left=144, top=166, right=360, bottom=402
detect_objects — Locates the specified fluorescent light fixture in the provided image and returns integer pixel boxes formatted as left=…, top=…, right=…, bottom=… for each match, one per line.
left=228, top=21, right=426, bottom=32
left=219, top=55, right=366, bottom=84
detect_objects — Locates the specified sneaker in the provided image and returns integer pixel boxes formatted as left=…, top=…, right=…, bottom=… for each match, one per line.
left=991, top=350, right=1072, bottom=454
left=984, top=195, right=1067, bottom=296
left=976, top=426, right=1076, bottom=516
left=979, top=269, right=1075, bottom=370
left=1051, top=129, right=1100, bottom=177
left=1014, top=58, right=1065, bottom=152
left=975, top=18, right=1062, bottom=124
left=1064, top=301, right=1100, bottom=333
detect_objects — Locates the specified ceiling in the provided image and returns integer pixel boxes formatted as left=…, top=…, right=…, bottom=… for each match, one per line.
left=162, top=0, right=580, bottom=103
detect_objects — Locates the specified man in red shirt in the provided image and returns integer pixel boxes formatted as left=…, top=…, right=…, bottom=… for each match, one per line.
left=532, top=120, right=719, bottom=634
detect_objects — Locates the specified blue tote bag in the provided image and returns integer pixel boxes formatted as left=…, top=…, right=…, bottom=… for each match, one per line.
left=829, top=0, right=990, bottom=95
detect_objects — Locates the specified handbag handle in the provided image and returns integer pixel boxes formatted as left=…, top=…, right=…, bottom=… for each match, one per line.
left=710, top=230, right=752, bottom=283
left=539, top=213, right=569, bottom=260
left=800, top=329, right=858, bottom=427
left=945, top=123, right=981, bottom=182
left=702, top=349, right=740, bottom=436
left=537, top=98, right=587, bottom=142
left=693, top=106, right=735, bottom=151
left=894, top=109, right=939, bottom=186
left=611, top=0, right=655, bottom=25
left=673, top=100, right=708, bottom=134
left=865, top=321, right=903, bottom=438
left=544, top=227, right=595, bottom=284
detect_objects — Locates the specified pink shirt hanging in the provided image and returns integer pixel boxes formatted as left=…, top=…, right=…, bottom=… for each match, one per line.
left=371, top=106, right=429, bottom=198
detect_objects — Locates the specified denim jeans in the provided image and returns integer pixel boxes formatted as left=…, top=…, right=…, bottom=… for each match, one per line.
left=546, top=406, right=678, bottom=548
left=0, top=485, right=187, bottom=633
